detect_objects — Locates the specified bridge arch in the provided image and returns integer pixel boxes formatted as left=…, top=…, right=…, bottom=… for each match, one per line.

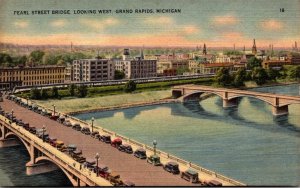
left=227, top=95, right=275, bottom=107
left=4, top=131, right=31, bottom=154
left=181, top=91, right=223, bottom=102
left=35, top=156, right=76, bottom=186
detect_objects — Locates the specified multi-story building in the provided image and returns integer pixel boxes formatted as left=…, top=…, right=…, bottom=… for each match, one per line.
left=65, top=63, right=73, bottom=83
left=72, top=58, right=114, bottom=82
left=0, top=65, right=65, bottom=89
left=114, top=49, right=157, bottom=79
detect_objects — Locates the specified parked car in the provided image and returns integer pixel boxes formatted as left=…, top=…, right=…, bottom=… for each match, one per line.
left=93, top=163, right=111, bottom=178
left=91, top=131, right=99, bottom=138
left=118, top=144, right=133, bottom=154
left=49, top=137, right=57, bottom=146
left=134, top=148, right=147, bottom=159
left=146, top=154, right=161, bottom=166
left=163, top=161, right=180, bottom=174
left=181, top=169, right=199, bottom=183
left=122, top=180, right=135, bottom=187
left=71, top=150, right=86, bottom=163
left=50, top=115, right=59, bottom=121
left=41, top=110, right=51, bottom=117
left=111, top=138, right=122, bottom=148
left=81, top=127, right=91, bottom=135
left=100, top=135, right=111, bottom=143
left=67, top=144, right=77, bottom=154
left=57, top=116, right=66, bottom=123
left=107, top=172, right=123, bottom=186
left=36, top=108, right=43, bottom=114
left=56, top=141, right=67, bottom=152
left=63, top=120, right=72, bottom=127
left=83, top=159, right=96, bottom=170
left=72, top=123, right=82, bottom=131
left=28, top=126, right=37, bottom=134
left=206, top=180, right=222, bottom=186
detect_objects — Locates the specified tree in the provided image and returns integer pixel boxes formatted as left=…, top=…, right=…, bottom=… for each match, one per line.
left=176, top=67, right=189, bottom=75
left=41, top=89, right=49, bottom=99
left=233, top=68, right=247, bottom=87
left=0, top=53, right=13, bottom=67
left=30, top=50, right=45, bottom=64
left=68, top=84, right=77, bottom=96
left=124, top=80, right=136, bottom=93
left=76, top=84, right=88, bottom=98
left=214, top=68, right=232, bottom=86
left=288, top=65, right=300, bottom=80
left=30, top=87, right=41, bottom=99
left=266, top=68, right=280, bottom=81
left=51, top=86, right=59, bottom=98
left=252, top=67, right=268, bottom=85
left=247, top=57, right=262, bottom=70
left=114, top=70, right=125, bottom=80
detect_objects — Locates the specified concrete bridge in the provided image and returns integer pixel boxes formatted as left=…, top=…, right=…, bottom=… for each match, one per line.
left=0, top=96, right=245, bottom=186
left=172, top=85, right=300, bottom=116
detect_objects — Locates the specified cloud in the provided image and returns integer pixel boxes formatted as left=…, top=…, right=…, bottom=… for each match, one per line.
left=51, top=19, right=67, bottom=27
left=212, top=15, right=239, bottom=25
left=14, top=20, right=29, bottom=28
left=260, top=19, right=284, bottom=30
left=79, top=18, right=119, bottom=30
left=144, top=16, right=174, bottom=25
left=181, top=25, right=200, bottom=35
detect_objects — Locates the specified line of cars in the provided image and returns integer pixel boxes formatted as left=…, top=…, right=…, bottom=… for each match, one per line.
left=5, top=95, right=223, bottom=186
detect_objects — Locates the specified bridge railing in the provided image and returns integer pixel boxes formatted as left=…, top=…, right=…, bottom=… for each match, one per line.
left=13, top=96, right=245, bottom=186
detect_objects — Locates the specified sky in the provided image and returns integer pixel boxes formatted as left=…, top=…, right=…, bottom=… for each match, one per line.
left=0, top=0, right=299, bottom=48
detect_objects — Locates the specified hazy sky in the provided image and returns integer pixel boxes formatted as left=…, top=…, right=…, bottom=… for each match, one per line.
left=0, top=0, right=299, bottom=47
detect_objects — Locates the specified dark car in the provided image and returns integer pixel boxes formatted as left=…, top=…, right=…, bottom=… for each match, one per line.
left=207, top=180, right=222, bottom=187
left=50, top=115, right=59, bottom=121
left=57, top=116, right=66, bottom=124
left=163, top=161, right=180, bottom=174
left=91, top=131, right=99, bottom=138
left=118, top=144, right=133, bottom=154
left=28, top=126, right=37, bottom=134
left=72, top=123, right=82, bottom=131
left=66, top=144, right=77, bottom=154
left=63, top=120, right=72, bottom=127
left=100, top=135, right=111, bottom=143
left=81, top=127, right=91, bottom=135
left=83, top=159, right=96, bottom=170
left=146, top=154, right=161, bottom=166
left=93, top=163, right=111, bottom=179
left=181, top=169, right=199, bottom=183
left=134, top=148, right=147, bottom=159
left=111, top=138, right=122, bottom=148
left=36, top=108, right=43, bottom=114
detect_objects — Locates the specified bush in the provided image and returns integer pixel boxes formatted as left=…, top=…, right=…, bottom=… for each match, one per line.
left=30, top=87, right=41, bottom=99
left=41, top=89, right=49, bottom=99
left=68, top=84, right=77, bottom=96
left=124, top=80, right=136, bottom=93
left=51, top=86, right=59, bottom=98
left=76, top=85, right=88, bottom=98
left=252, top=67, right=268, bottom=85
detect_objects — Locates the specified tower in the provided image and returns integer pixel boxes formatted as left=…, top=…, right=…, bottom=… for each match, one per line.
left=203, top=43, right=207, bottom=55
left=243, top=45, right=246, bottom=54
left=122, top=48, right=130, bottom=60
left=140, top=47, right=144, bottom=60
left=252, top=39, right=257, bottom=55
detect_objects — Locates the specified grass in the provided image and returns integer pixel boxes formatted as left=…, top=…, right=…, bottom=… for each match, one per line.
left=34, top=90, right=172, bottom=113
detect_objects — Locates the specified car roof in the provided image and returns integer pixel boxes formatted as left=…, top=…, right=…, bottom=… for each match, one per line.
left=186, top=169, right=198, bottom=175
left=167, top=161, right=179, bottom=166
left=136, top=148, right=146, bottom=152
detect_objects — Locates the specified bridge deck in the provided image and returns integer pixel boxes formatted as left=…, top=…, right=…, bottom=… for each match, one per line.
left=1, top=98, right=195, bottom=186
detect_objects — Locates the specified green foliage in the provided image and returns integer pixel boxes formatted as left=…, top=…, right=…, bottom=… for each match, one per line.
left=247, top=57, right=262, bottom=70
left=30, top=87, right=41, bottom=99
left=51, top=86, right=59, bottom=98
left=68, top=84, right=77, bottom=96
left=124, top=80, right=137, bottom=93
left=251, top=67, right=268, bottom=85
left=214, top=68, right=233, bottom=86
left=76, top=85, right=88, bottom=98
left=224, top=50, right=243, bottom=56
left=41, top=89, right=49, bottom=99
left=266, top=68, right=280, bottom=81
left=30, top=50, right=45, bottom=64
left=176, top=67, right=189, bottom=75
left=0, top=53, right=13, bottom=66
left=114, top=70, right=125, bottom=80
left=287, top=65, right=300, bottom=80
left=233, top=68, right=247, bottom=87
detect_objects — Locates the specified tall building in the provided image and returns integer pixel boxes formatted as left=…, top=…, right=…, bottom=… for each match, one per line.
left=72, top=58, right=114, bottom=82
left=203, top=43, right=207, bottom=55
left=114, top=48, right=157, bottom=79
left=252, top=39, right=257, bottom=55
left=0, top=65, right=65, bottom=90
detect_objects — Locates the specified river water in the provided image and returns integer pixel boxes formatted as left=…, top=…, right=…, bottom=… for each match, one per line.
left=0, top=84, right=299, bottom=186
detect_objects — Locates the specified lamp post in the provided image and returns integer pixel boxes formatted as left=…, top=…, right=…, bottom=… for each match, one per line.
left=52, top=104, right=56, bottom=116
left=153, top=140, right=157, bottom=156
left=95, top=153, right=100, bottom=176
left=91, top=117, right=94, bottom=132
left=11, top=109, right=14, bottom=122
left=42, top=125, right=46, bottom=142
left=26, top=97, right=29, bottom=106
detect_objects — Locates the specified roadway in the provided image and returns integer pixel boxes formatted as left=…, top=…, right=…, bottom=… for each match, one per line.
left=1, top=98, right=195, bottom=186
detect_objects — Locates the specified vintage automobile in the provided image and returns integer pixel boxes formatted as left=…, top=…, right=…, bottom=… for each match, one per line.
left=100, top=135, right=111, bottom=144
left=107, top=172, right=123, bottom=186
left=133, top=148, right=147, bottom=159
left=90, top=131, right=99, bottom=138
left=63, top=120, right=72, bottom=127
left=32, top=105, right=38, bottom=112
left=72, top=123, right=82, bottom=131
left=181, top=169, right=199, bottom=183
left=71, top=150, right=86, bottom=163
left=93, top=163, right=111, bottom=178
left=146, top=154, right=161, bottom=166
left=57, top=116, right=66, bottom=124
left=15, top=119, right=23, bottom=125
left=50, top=115, right=59, bottom=121
left=22, top=122, right=30, bottom=130
left=81, top=127, right=91, bottom=135
left=111, top=138, right=122, bottom=148
left=84, top=159, right=96, bottom=170
left=206, top=180, right=222, bottom=186
left=118, top=144, right=133, bottom=154
left=0, top=110, right=4, bottom=115
left=28, top=126, right=37, bottom=134
left=67, top=144, right=77, bottom=154
left=36, top=108, right=43, bottom=114
left=41, top=110, right=52, bottom=117
left=56, top=141, right=67, bottom=152
left=49, top=137, right=57, bottom=146
left=122, top=180, right=135, bottom=187
left=163, top=161, right=180, bottom=174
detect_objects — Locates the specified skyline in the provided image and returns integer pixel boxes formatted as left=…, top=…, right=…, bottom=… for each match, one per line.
left=0, top=0, right=299, bottom=47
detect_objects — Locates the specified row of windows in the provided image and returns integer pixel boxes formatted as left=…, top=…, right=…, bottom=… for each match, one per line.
left=0, top=69, right=64, bottom=76
left=0, top=75, right=64, bottom=82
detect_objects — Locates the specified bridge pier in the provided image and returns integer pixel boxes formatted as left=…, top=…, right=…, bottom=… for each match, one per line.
left=0, top=138, right=20, bottom=148
left=26, top=161, right=59, bottom=175
left=223, top=98, right=238, bottom=108
left=272, top=105, right=289, bottom=116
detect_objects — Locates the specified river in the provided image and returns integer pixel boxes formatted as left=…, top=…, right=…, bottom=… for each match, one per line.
left=0, top=84, right=299, bottom=186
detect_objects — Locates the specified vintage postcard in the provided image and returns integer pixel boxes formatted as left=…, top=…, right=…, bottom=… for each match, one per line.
left=0, top=0, right=299, bottom=187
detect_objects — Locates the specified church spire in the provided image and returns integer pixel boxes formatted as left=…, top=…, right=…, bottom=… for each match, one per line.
left=203, top=43, right=207, bottom=55
left=140, top=46, right=144, bottom=60
left=252, top=39, right=257, bottom=55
